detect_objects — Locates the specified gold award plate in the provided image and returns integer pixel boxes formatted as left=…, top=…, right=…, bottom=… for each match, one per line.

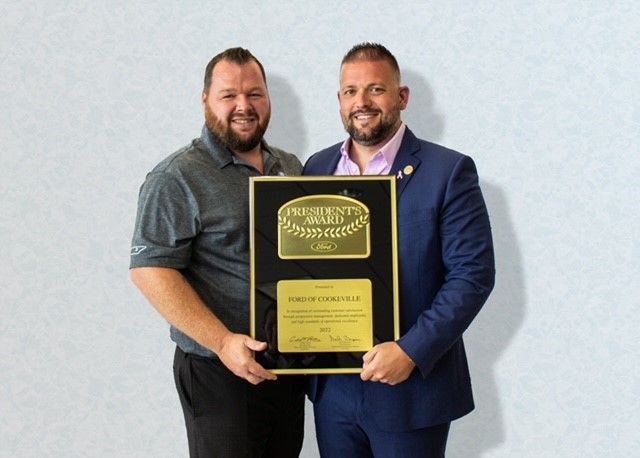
left=277, top=279, right=373, bottom=352
left=278, top=195, right=370, bottom=259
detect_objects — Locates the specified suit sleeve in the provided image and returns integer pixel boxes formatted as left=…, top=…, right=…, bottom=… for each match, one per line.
left=397, top=155, right=495, bottom=377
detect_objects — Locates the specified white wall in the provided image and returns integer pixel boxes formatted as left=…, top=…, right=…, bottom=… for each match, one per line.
left=2, top=1, right=638, bottom=456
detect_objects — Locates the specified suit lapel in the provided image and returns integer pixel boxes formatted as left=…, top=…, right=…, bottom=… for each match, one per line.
left=390, top=128, right=422, bottom=197
left=320, top=149, right=341, bottom=175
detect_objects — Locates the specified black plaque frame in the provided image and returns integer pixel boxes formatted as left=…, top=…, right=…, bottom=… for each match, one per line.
left=250, top=176, right=399, bottom=374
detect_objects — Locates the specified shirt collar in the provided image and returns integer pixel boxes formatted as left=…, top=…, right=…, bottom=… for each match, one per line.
left=338, top=123, right=406, bottom=175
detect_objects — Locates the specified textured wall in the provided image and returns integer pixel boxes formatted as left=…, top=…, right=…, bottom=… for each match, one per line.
left=1, top=1, right=639, bottom=456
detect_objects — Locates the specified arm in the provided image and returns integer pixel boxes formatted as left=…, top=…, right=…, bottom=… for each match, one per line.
left=362, top=155, right=495, bottom=384
left=131, top=266, right=276, bottom=384
left=398, top=155, right=495, bottom=376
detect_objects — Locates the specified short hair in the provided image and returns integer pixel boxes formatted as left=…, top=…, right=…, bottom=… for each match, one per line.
left=341, top=42, right=401, bottom=83
left=203, top=47, right=267, bottom=92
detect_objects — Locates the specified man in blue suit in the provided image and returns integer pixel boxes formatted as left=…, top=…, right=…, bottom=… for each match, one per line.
left=303, top=43, right=495, bottom=457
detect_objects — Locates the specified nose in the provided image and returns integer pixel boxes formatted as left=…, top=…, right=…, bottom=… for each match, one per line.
left=235, top=94, right=251, bottom=112
left=354, top=89, right=371, bottom=108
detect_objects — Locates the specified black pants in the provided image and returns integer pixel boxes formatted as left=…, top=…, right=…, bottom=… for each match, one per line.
left=173, top=347, right=305, bottom=458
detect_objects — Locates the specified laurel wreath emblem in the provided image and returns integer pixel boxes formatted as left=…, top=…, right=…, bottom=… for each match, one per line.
left=278, top=213, right=370, bottom=239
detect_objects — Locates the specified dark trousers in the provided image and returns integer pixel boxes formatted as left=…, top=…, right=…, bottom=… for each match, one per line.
left=313, top=375, right=450, bottom=458
left=173, top=347, right=305, bottom=458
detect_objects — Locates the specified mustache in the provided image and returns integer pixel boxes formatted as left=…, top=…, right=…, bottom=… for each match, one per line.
left=231, top=108, right=258, bottom=119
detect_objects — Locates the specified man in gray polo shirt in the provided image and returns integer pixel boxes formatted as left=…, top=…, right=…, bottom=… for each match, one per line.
left=130, top=47, right=304, bottom=458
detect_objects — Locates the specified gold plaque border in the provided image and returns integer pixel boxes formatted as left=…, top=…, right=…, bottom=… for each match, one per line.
left=249, top=176, right=400, bottom=375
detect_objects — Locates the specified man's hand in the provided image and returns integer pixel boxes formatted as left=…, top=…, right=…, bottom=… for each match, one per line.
left=360, top=342, right=415, bottom=386
left=217, top=333, right=277, bottom=385
left=131, top=267, right=277, bottom=385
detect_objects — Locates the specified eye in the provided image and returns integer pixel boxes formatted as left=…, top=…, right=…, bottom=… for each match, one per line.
left=370, top=86, right=385, bottom=94
left=343, top=89, right=356, bottom=97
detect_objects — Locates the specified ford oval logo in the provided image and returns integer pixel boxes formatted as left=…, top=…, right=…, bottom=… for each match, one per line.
left=311, top=241, right=338, bottom=252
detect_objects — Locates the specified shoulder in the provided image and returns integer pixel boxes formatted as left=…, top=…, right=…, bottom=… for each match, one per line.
left=268, top=145, right=303, bottom=172
left=304, top=141, right=342, bottom=171
left=404, top=129, right=477, bottom=175
left=405, top=129, right=467, bottom=162
left=312, top=141, right=342, bottom=159
left=148, top=139, right=206, bottom=176
left=138, top=139, right=213, bottom=200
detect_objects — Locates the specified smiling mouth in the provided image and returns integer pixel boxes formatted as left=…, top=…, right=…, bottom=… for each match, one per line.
left=352, top=111, right=379, bottom=121
left=232, top=117, right=257, bottom=128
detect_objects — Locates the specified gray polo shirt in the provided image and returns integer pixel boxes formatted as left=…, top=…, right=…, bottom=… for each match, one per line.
left=130, top=126, right=302, bottom=357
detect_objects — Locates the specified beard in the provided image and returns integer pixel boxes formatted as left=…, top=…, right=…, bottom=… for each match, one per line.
left=204, top=104, right=270, bottom=153
left=342, top=108, right=401, bottom=147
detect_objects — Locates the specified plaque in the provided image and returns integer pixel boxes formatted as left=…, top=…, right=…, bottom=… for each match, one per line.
left=250, top=176, right=399, bottom=374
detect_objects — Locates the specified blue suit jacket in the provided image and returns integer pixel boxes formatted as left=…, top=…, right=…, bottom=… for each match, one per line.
left=303, top=127, right=495, bottom=431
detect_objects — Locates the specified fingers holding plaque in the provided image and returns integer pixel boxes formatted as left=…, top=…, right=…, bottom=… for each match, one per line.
left=250, top=176, right=399, bottom=374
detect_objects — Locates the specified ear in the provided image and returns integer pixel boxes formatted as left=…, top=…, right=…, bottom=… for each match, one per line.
left=399, top=86, right=410, bottom=110
left=201, top=91, right=208, bottom=105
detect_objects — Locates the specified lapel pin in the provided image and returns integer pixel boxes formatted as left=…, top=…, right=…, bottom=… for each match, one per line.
left=403, top=165, right=414, bottom=176
left=396, top=170, right=404, bottom=179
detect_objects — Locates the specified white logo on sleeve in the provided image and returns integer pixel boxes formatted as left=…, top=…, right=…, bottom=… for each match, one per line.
left=131, top=245, right=147, bottom=255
